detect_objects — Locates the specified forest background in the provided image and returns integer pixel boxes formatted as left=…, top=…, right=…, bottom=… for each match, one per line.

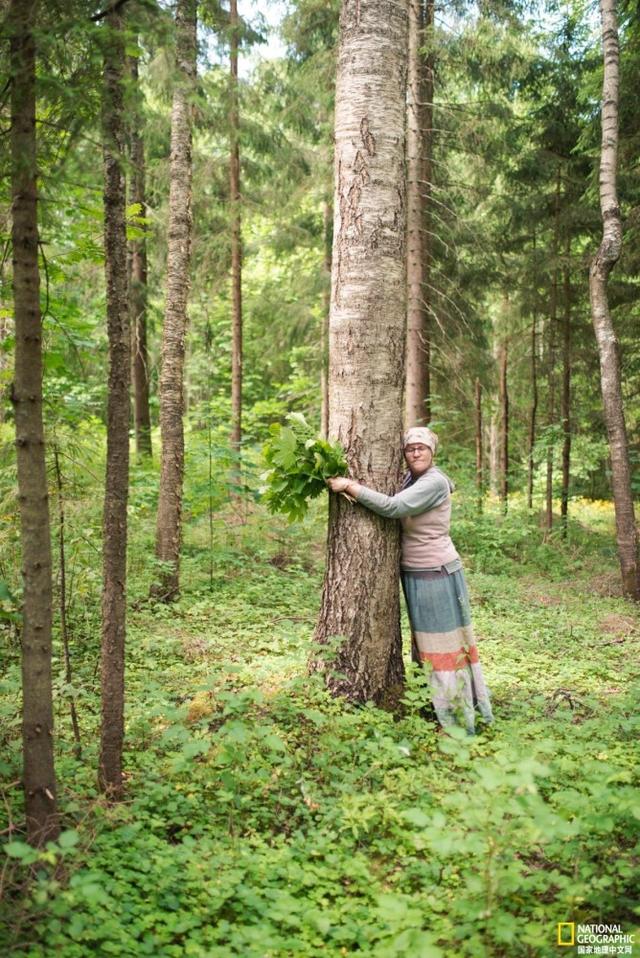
left=0, top=0, right=639, bottom=955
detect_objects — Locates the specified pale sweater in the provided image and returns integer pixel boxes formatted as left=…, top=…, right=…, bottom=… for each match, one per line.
left=354, top=466, right=460, bottom=570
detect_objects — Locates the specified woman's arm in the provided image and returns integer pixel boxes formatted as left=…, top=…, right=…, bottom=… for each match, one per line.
left=327, top=471, right=450, bottom=519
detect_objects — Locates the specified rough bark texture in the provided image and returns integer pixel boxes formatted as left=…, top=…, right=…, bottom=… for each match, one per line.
left=53, top=444, right=82, bottom=758
left=475, top=377, right=482, bottom=513
left=589, top=0, right=639, bottom=599
left=153, top=0, right=196, bottom=600
left=320, top=198, right=331, bottom=439
left=99, top=6, right=130, bottom=799
left=560, top=232, right=571, bottom=536
left=129, top=50, right=152, bottom=459
left=545, top=173, right=560, bottom=532
left=310, top=0, right=408, bottom=705
left=9, top=0, right=59, bottom=845
left=527, top=313, right=538, bottom=510
left=0, top=208, right=10, bottom=423
left=421, top=0, right=434, bottom=423
left=404, top=0, right=429, bottom=426
left=498, top=338, right=508, bottom=509
left=229, top=0, right=242, bottom=451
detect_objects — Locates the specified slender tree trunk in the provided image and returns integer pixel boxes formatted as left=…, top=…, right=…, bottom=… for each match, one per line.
left=498, top=337, right=508, bottom=511
left=53, top=444, right=82, bottom=759
left=545, top=171, right=561, bottom=532
left=9, top=0, right=59, bottom=845
left=527, top=313, right=538, bottom=511
left=560, top=230, right=571, bottom=537
left=129, top=49, right=152, bottom=459
left=405, top=0, right=428, bottom=426
left=320, top=198, right=331, bottom=439
left=489, top=322, right=499, bottom=495
left=99, top=6, right=130, bottom=799
left=153, top=0, right=197, bottom=601
left=229, top=0, right=242, bottom=453
left=589, top=0, right=639, bottom=599
left=310, top=0, right=408, bottom=705
left=475, top=377, right=483, bottom=513
left=527, top=234, right=538, bottom=511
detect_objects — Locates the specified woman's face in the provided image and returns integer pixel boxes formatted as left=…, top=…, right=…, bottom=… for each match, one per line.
left=404, top=443, right=433, bottom=477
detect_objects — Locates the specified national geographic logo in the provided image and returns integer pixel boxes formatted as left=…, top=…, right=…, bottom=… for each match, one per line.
left=557, top=923, right=635, bottom=954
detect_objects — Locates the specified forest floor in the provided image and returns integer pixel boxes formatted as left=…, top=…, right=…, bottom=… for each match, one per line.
left=1, top=486, right=640, bottom=958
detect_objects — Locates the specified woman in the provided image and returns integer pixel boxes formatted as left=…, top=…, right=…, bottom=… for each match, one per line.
left=327, top=426, right=493, bottom=734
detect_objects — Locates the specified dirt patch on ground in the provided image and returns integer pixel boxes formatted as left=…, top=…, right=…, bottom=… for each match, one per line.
left=598, top=613, right=638, bottom=638
left=519, top=583, right=562, bottom=607
left=588, top=572, right=624, bottom=598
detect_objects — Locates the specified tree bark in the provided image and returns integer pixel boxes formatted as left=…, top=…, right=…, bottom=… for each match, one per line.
left=475, top=377, right=482, bottom=513
left=129, top=48, right=152, bottom=459
left=310, top=0, right=408, bottom=705
left=589, top=0, right=639, bottom=599
left=560, top=230, right=571, bottom=537
left=153, top=0, right=197, bottom=601
left=229, top=0, right=242, bottom=453
left=9, top=0, right=59, bottom=846
left=422, top=0, right=434, bottom=423
left=498, top=337, right=508, bottom=511
left=545, top=171, right=561, bottom=532
left=527, top=313, right=538, bottom=511
left=320, top=197, right=331, bottom=439
left=53, top=443, right=82, bottom=759
left=404, top=0, right=429, bottom=426
left=527, top=234, right=538, bottom=511
left=99, top=5, right=130, bottom=799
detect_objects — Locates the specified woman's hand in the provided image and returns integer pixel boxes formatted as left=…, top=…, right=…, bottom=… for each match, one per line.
left=327, top=476, right=351, bottom=493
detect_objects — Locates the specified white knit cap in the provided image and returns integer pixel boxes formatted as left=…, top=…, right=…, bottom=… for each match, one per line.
left=403, top=426, right=438, bottom=454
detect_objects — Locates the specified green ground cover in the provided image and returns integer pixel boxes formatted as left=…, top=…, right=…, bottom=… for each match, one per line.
left=1, top=471, right=639, bottom=957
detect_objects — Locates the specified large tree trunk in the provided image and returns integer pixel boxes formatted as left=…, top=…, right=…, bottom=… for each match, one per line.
left=129, top=48, right=152, bottom=459
left=9, top=0, right=59, bottom=845
left=310, top=0, right=408, bottom=705
left=229, top=0, right=242, bottom=453
left=589, top=0, right=639, bottom=600
left=153, top=0, right=196, bottom=601
left=404, top=0, right=428, bottom=426
left=422, top=0, right=434, bottom=423
left=560, top=230, right=571, bottom=537
left=99, top=5, right=130, bottom=799
left=320, top=197, right=331, bottom=439
left=0, top=210, right=10, bottom=423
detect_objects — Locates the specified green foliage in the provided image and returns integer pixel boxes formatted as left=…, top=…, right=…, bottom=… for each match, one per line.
left=1, top=476, right=640, bottom=957
left=261, top=413, right=347, bottom=521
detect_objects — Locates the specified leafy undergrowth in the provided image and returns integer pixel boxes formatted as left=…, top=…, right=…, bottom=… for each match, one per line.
left=1, top=494, right=639, bottom=958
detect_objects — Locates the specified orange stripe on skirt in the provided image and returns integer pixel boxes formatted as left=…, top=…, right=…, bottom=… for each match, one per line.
left=420, top=644, right=479, bottom=671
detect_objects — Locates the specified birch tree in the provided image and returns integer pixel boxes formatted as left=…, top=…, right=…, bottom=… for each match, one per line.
left=589, top=0, right=639, bottom=599
left=311, top=0, right=409, bottom=704
left=153, top=0, right=197, bottom=600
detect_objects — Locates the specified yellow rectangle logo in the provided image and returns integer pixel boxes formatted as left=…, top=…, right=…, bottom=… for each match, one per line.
left=557, top=923, right=575, bottom=946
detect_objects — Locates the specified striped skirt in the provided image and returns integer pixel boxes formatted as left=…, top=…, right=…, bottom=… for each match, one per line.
left=401, top=566, right=493, bottom=733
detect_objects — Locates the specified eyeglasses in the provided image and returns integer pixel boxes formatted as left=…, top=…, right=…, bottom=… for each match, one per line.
left=404, top=444, right=429, bottom=455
